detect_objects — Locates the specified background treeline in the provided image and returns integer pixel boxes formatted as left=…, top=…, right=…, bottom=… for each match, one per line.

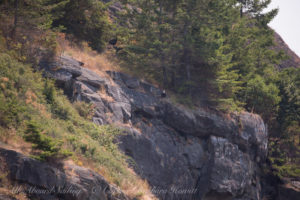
left=0, top=0, right=110, bottom=60
left=117, top=0, right=281, bottom=111
left=115, top=0, right=299, bottom=178
left=0, top=0, right=299, bottom=179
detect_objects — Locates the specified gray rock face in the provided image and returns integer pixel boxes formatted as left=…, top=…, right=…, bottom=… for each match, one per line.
left=0, top=147, right=129, bottom=200
left=39, top=56, right=269, bottom=200
left=207, top=136, right=258, bottom=199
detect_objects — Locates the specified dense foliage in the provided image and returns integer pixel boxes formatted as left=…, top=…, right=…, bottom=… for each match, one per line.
left=56, top=0, right=111, bottom=52
left=268, top=68, right=300, bottom=178
left=117, top=0, right=281, bottom=110
left=116, top=0, right=298, bottom=178
left=0, top=0, right=110, bottom=56
left=0, top=0, right=69, bottom=61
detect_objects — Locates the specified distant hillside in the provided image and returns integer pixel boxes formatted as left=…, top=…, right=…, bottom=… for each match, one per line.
left=273, top=31, right=300, bottom=69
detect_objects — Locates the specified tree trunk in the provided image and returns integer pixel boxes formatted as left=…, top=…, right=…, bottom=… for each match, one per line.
left=162, top=62, right=168, bottom=88
left=158, top=0, right=168, bottom=88
left=11, top=0, right=19, bottom=40
left=240, top=5, right=243, bottom=18
left=183, top=19, right=191, bottom=95
left=170, top=70, right=176, bottom=89
left=170, top=8, right=177, bottom=89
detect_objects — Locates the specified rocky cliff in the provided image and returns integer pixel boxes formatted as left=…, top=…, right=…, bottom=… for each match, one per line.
left=35, top=55, right=268, bottom=200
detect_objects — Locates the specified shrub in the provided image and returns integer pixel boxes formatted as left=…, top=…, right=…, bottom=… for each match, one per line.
left=51, top=95, right=72, bottom=120
left=244, top=75, right=281, bottom=122
left=73, top=101, right=95, bottom=120
left=24, top=121, right=72, bottom=161
left=58, top=0, right=111, bottom=52
left=0, top=88, right=24, bottom=127
left=43, top=79, right=56, bottom=104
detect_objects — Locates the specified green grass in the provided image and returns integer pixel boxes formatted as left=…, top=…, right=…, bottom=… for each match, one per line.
left=271, top=163, right=300, bottom=179
left=0, top=51, right=134, bottom=186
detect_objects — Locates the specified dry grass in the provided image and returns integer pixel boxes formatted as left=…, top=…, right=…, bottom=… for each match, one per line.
left=98, top=85, right=115, bottom=103
left=0, top=129, right=32, bottom=156
left=57, top=33, right=120, bottom=78
left=56, top=33, right=157, bottom=88
left=121, top=169, right=158, bottom=200
left=65, top=155, right=157, bottom=200
left=25, top=90, right=51, bottom=119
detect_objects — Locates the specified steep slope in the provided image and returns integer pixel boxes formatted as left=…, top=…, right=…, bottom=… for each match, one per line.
left=40, top=55, right=269, bottom=200
left=0, top=52, right=152, bottom=200
left=273, top=31, right=300, bottom=69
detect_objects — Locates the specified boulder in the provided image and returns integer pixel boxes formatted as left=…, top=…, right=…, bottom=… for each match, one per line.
left=40, top=55, right=82, bottom=83
left=76, top=68, right=107, bottom=89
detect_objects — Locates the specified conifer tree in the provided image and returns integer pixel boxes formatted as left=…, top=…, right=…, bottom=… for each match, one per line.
left=58, top=0, right=110, bottom=52
left=0, top=0, right=69, bottom=39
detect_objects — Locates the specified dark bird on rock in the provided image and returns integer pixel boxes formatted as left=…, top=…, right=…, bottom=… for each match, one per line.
left=78, top=61, right=84, bottom=66
left=109, top=38, right=118, bottom=46
left=161, top=90, right=167, bottom=98
left=113, top=46, right=123, bottom=53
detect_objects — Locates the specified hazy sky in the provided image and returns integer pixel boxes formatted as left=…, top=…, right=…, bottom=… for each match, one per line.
left=266, top=0, right=300, bottom=56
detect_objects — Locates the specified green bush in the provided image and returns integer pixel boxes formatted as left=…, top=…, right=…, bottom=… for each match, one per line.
left=272, top=164, right=300, bottom=179
left=244, top=75, right=281, bottom=122
left=43, top=79, right=56, bottom=104
left=0, top=94, right=21, bottom=127
left=73, top=101, right=95, bottom=120
left=24, top=121, right=72, bottom=161
left=58, top=0, right=111, bottom=52
left=50, top=94, right=73, bottom=120
left=0, top=55, right=27, bottom=127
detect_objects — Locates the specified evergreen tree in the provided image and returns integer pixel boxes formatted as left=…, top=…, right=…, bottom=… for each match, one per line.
left=0, top=0, right=69, bottom=62
left=118, top=0, right=174, bottom=83
left=119, top=0, right=243, bottom=108
left=278, top=68, right=300, bottom=142
left=57, top=0, right=110, bottom=52
left=0, top=0, right=69, bottom=39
